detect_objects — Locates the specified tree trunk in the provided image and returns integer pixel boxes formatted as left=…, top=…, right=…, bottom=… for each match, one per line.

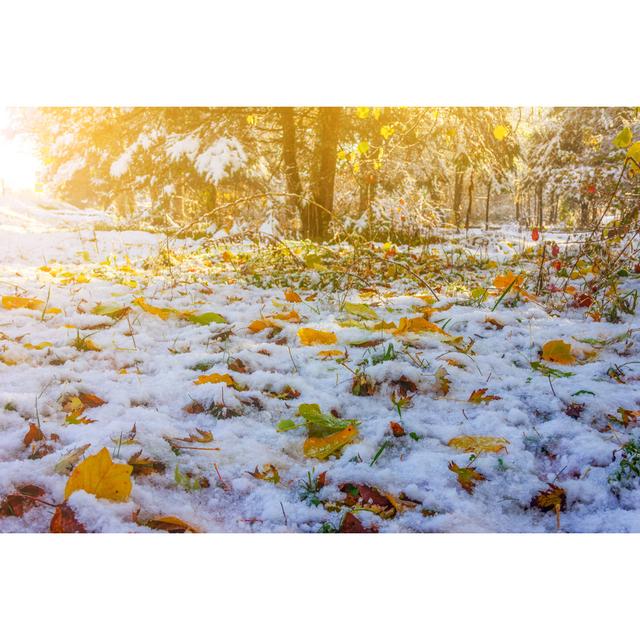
left=303, top=107, right=341, bottom=241
left=278, top=107, right=303, bottom=218
left=515, top=190, right=521, bottom=225
left=484, top=179, right=492, bottom=231
left=465, top=170, right=475, bottom=231
left=580, top=199, right=589, bottom=227
left=452, top=167, right=466, bottom=229
left=536, top=183, right=544, bottom=228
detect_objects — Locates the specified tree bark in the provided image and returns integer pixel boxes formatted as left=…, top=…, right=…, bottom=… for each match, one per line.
left=278, top=107, right=303, bottom=214
left=303, top=107, right=341, bottom=241
left=484, top=179, right=492, bottom=231
left=452, top=167, right=466, bottom=229
left=465, top=170, right=475, bottom=231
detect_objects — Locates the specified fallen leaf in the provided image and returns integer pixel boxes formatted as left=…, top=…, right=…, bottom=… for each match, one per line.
left=339, top=512, right=377, bottom=533
left=127, top=450, right=166, bottom=476
left=298, top=328, right=338, bottom=346
left=194, top=373, right=237, bottom=387
left=64, top=448, right=133, bottom=502
left=2, top=295, right=44, bottom=310
left=284, top=290, right=302, bottom=303
left=448, top=461, right=486, bottom=494
left=541, top=340, right=576, bottom=365
left=140, top=515, right=200, bottom=533
left=54, top=444, right=91, bottom=475
left=394, top=316, right=448, bottom=336
left=303, top=425, right=358, bottom=459
left=448, top=435, right=509, bottom=454
left=344, top=301, right=378, bottom=320
left=468, top=388, right=502, bottom=404
left=247, top=464, right=280, bottom=484
left=24, top=422, right=45, bottom=446
left=50, top=503, right=86, bottom=533
left=390, top=421, right=406, bottom=437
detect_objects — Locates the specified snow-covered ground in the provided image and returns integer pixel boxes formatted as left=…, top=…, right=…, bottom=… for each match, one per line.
left=1, top=196, right=639, bottom=532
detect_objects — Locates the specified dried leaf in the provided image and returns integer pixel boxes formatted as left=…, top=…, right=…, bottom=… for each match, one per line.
left=468, top=388, right=502, bottom=404
left=248, top=464, right=280, bottom=484
left=24, top=422, right=45, bottom=446
left=54, top=444, right=91, bottom=475
left=284, top=290, right=302, bottom=303
left=141, top=515, right=200, bottom=533
left=194, top=373, right=238, bottom=387
left=339, top=512, right=377, bottom=533
left=344, top=301, right=378, bottom=320
left=448, top=461, right=486, bottom=494
left=127, top=451, right=166, bottom=476
left=50, top=503, right=86, bottom=533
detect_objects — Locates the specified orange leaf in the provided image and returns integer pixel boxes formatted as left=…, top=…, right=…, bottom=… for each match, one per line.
left=298, top=328, right=337, bottom=346
left=194, top=373, right=237, bottom=387
left=467, top=388, right=502, bottom=404
left=448, top=461, right=486, bottom=494
left=493, top=271, right=524, bottom=290
left=284, top=290, right=302, bottom=303
left=24, top=423, right=45, bottom=446
left=50, top=503, right=86, bottom=533
left=303, top=425, right=358, bottom=459
left=141, top=515, right=200, bottom=533
left=541, top=340, right=576, bottom=365
left=393, top=316, right=448, bottom=336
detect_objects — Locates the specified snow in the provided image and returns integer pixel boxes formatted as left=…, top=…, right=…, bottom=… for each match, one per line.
left=194, top=137, right=246, bottom=184
left=1, top=196, right=640, bottom=532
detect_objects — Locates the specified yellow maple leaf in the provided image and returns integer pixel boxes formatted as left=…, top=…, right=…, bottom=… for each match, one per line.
left=2, top=295, right=44, bottom=310
left=272, top=309, right=301, bottom=323
left=64, top=448, right=132, bottom=502
left=133, top=297, right=174, bottom=320
left=303, top=425, right=358, bottom=459
left=194, top=373, right=237, bottom=387
left=298, top=328, right=337, bottom=346
left=448, top=435, right=510, bottom=454
left=541, top=340, right=576, bottom=365
left=317, top=349, right=345, bottom=358
left=394, top=316, right=448, bottom=336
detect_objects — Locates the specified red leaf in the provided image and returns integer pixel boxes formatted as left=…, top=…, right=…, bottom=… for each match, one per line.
left=389, top=421, right=406, bottom=437
left=531, top=228, right=539, bottom=241
left=339, top=512, right=377, bottom=533
left=50, top=503, right=87, bottom=533
left=24, top=423, right=45, bottom=446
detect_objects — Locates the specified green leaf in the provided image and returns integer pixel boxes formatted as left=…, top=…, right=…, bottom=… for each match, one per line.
left=614, top=127, right=633, bottom=149
left=297, top=403, right=358, bottom=437
left=187, top=312, right=226, bottom=325
left=276, top=419, right=298, bottom=432
left=530, top=361, right=575, bottom=378
left=572, top=390, right=596, bottom=397
left=344, top=301, right=378, bottom=320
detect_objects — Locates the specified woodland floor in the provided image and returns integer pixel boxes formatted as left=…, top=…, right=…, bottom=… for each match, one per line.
left=1, top=195, right=640, bottom=533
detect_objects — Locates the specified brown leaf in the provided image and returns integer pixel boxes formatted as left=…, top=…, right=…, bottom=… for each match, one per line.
left=247, top=464, right=280, bottom=484
left=389, top=421, right=406, bottom=437
left=339, top=512, right=378, bottom=533
left=448, top=461, right=487, bottom=494
left=24, top=422, right=45, bottom=446
left=468, top=388, right=502, bottom=404
left=127, top=450, right=166, bottom=476
left=50, top=503, right=86, bottom=533
left=141, top=515, right=200, bottom=533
